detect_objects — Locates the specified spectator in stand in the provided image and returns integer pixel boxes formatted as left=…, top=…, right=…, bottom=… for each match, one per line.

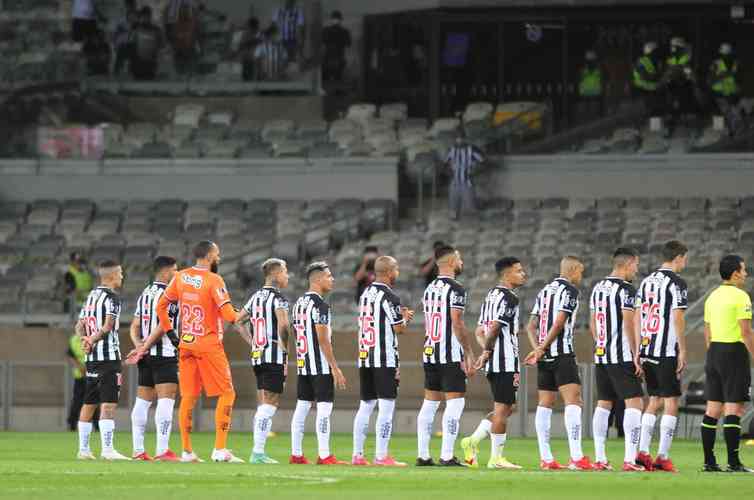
left=321, top=10, right=351, bottom=84
left=83, top=29, right=112, bottom=76
left=66, top=332, right=87, bottom=431
left=113, top=0, right=138, bottom=76
left=64, top=252, right=93, bottom=312
left=164, top=0, right=199, bottom=74
left=273, top=0, right=304, bottom=62
left=419, top=241, right=446, bottom=288
left=353, top=245, right=379, bottom=303
left=238, top=17, right=263, bottom=81
left=72, top=0, right=105, bottom=42
left=254, top=24, right=288, bottom=81
left=130, top=6, right=164, bottom=80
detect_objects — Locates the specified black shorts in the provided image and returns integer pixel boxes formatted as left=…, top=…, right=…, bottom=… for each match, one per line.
left=138, top=356, right=178, bottom=387
left=424, top=362, right=466, bottom=393
left=297, top=374, right=334, bottom=403
left=360, top=367, right=398, bottom=401
left=537, top=356, right=581, bottom=391
left=254, top=363, right=286, bottom=394
left=72, top=18, right=98, bottom=42
left=642, top=357, right=682, bottom=398
left=705, top=343, right=751, bottom=403
left=84, top=361, right=122, bottom=404
left=487, top=372, right=518, bottom=405
left=595, top=363, right=644, bottom=401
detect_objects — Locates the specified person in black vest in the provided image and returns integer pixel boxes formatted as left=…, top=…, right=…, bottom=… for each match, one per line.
left=130, top=6, right=164, bottom=80
left=321, top=10, right=351, bottom=83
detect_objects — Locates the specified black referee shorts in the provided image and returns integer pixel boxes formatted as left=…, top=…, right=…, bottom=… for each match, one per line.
left=487, top=371, right=518, bottom=405
left=424, top=362, right=466, bottom=393
left=359, top=367, right=398, bottom=401
left=642, top=357, right=682, bottom=398
left=537, top=356, right=581, bottom=391
left=137, top=356, right=178, bottom=388
left=705, top=342, right=751, bottom=403
left=595, top=363, right=644, bottom=401
left=297, top=374, right=334, bottom=403
left=254, top=363, right=286, bottom=394
left=84, top=361, right=122, bottom=404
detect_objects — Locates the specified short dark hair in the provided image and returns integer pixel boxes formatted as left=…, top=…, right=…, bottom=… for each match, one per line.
left=613, top=246, right=639, bottom=267
left=306, top=261, right=330, bottom=279
left=661, top=240, right=688, bottom=262
left=364, top=245, right=378, bottom=254
left=193, top=240, right=215, bottom=259
left=153, top=255, right=177, bottom=273
left=434, top=244, right=456, bottom=261
left=720, top=254, right=745, bottom=280
left=139, top=5, right=151, bottom=17
left=98, top=259, right=119, bottom=269
left=495, top=257, right=521, bottom=275
left=248, top=16, right=260, bottom=30
left=432, top=241, right=445, bottom=250
left=331, top=10, right=343, bottom=20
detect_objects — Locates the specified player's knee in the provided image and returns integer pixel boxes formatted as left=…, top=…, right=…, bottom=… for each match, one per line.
left=100, top=403, right=117, bottom=418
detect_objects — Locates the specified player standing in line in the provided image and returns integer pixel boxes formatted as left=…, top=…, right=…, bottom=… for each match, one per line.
left=351, top=256, right=414, bottom=466
left=289, top=262, right=347, bottom=465
left=589, top=247, right=645, bottom=472
left=463, top=257, right=527, bottom=469
left=76, top=260, right=128, bottom=460
left=635, top=241, right=689, bottom=472
left=156, top=240, right=243, bottom=463
left=524, top=256, right=593, bottom=471
left=416, top=245, right=476, bottom=467
left=128, top=256, right=180, bottom=461
left=236, top=258, right=292, bottom=464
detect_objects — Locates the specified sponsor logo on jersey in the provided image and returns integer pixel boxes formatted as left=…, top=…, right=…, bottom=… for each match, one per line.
left=182, top=274, right=203, bottom=289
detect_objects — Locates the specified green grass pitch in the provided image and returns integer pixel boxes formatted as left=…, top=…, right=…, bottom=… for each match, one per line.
left=1, top=432, right=753, bottom=499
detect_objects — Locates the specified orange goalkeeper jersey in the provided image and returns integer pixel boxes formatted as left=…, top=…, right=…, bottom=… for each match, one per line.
left=157, top=266, right=239, bottom=352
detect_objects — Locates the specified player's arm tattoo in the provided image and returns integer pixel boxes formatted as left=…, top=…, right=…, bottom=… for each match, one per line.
left=526, top=315, right=539, bottom=350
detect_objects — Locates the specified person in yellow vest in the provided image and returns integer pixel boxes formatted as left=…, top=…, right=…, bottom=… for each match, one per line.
left=576, top=50, right=603, bottom=120
left=709, top=43, right=741, bottom=135
left=66, top=333, right=88, bottom=431
left=633, top=42, right=662, bottom=116
left=64, top=252, right=93, bottom=311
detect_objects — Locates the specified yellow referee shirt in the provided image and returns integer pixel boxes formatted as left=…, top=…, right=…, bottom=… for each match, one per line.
left=704, top=284, right=752, bottom=343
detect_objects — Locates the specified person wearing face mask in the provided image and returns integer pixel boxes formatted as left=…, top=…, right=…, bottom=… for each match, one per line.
left=709, top=43, right=742, bottom=135
left=663, top=37, right=700, bottom=136
left=576, top=50, right=603, bottom=120
left=130, top=6, right=164, bottom=80
left=254, top=24, right=288, bottom=81
left=321, top=10, right=351, bottom=84
left=633, top=41, right=662, bottom=118
left=445, top=134, right=484, bottom=221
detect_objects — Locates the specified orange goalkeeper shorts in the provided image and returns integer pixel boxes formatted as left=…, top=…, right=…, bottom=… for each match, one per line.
left=179, top=349, right=234, bottom=397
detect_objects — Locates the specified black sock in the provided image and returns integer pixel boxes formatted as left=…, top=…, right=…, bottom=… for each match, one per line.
left=724, top=415, right=742, bottom=466
left=701, top=415, right=718, bottom=465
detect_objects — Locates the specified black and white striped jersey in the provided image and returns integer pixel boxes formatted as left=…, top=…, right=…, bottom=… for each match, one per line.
left=254, top=40, right=287, bottom=79
left=422, top=276, right=467, bottom=365
left=134, top=282, right=179, bottom=358
left=446, top=145, right=484, bottom=186
left=357, top=282, right=404, bottom=369
left=243, top=286, right=290, bottom=366
left=637, top=269, right=688, bottom=358
left=478, top=286, right=520, bottom=373
left=79, top=286, right=121, bottom=362
left=530, top=278, right=580, bottom=359
left=292, top=292, right=332, bottom=376
left=273, top=6, right=304, bottom=42
left=590, top=277, right=637, bottom=365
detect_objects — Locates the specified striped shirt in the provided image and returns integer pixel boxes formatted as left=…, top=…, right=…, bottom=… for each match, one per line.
left=478, top=286, right=520, bottom=373
left=531, top=278, right=580, bottom=359
left=446, top=144, right=483, bottom=186
left=590, top=277, right=637, bottom=365
left=134, top=282, right=179, bottom=358
left=254, top=40, right=288, bottom=80
left=243, top=286, right=290, bottom=366
left=273, top=6, right=304, bottom=42
left=422, top=276, right=466, bottom=365
left=292, top=292, right=332, bottom=376
left=79, top=286, right=121, bottom=362
left=358, top=282, right=404, bottom=369
left=637, top=269, right=688, bottom=358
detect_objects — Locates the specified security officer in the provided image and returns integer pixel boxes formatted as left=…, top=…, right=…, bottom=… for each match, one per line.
left=633, top=42, right=662, bottom=116
left=709, top=43, right=741, bottom=134
left=577, top=50, right=603, bottom=120
left=663, top=37, right=700, bottom=135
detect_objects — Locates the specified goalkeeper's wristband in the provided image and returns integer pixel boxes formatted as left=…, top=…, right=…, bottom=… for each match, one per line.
left=166, top=329, right=180, bottom=348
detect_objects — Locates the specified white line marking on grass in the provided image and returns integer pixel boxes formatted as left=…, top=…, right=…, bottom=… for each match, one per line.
left=11, top=470, right=341, bottom=485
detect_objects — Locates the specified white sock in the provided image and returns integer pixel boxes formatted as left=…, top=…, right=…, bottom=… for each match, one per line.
left=375, top=399, right=396, bottom=460
left=417, top=399, right=441, bottom=460
left=592, top=407, right=611, bottom=463
left=155, top=398, right=175, bottom=456
left=99, top=419, right=115, bottom=454
left=352, top=399, right=376, bottom=457
left=291, top=400, right=311, bottom=456
left=623, top=408, right=642, bottom=463
left=490, top=433, right=507, bottom=459
left=658, top=415, right=678, bottom=459
left=564, top=404, right=584, bottom=461
left=470, top=418, right=491, bottom=444
left=130, top=397, right=151, bottom=454
left=535, top=406, right=554, bottom=461
left=639, top=413, right=657, bottom=454
left=316, top=402, right=334, bottom=459
left=440, top=398, right=465, bottom=461
left=78, top=421, right=93, bottom=452
left=253, top=403, right=277, bottom=455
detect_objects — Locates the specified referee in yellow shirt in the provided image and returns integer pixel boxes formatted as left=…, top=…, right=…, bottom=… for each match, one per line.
left=701, top=255, right=754, bottom=473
